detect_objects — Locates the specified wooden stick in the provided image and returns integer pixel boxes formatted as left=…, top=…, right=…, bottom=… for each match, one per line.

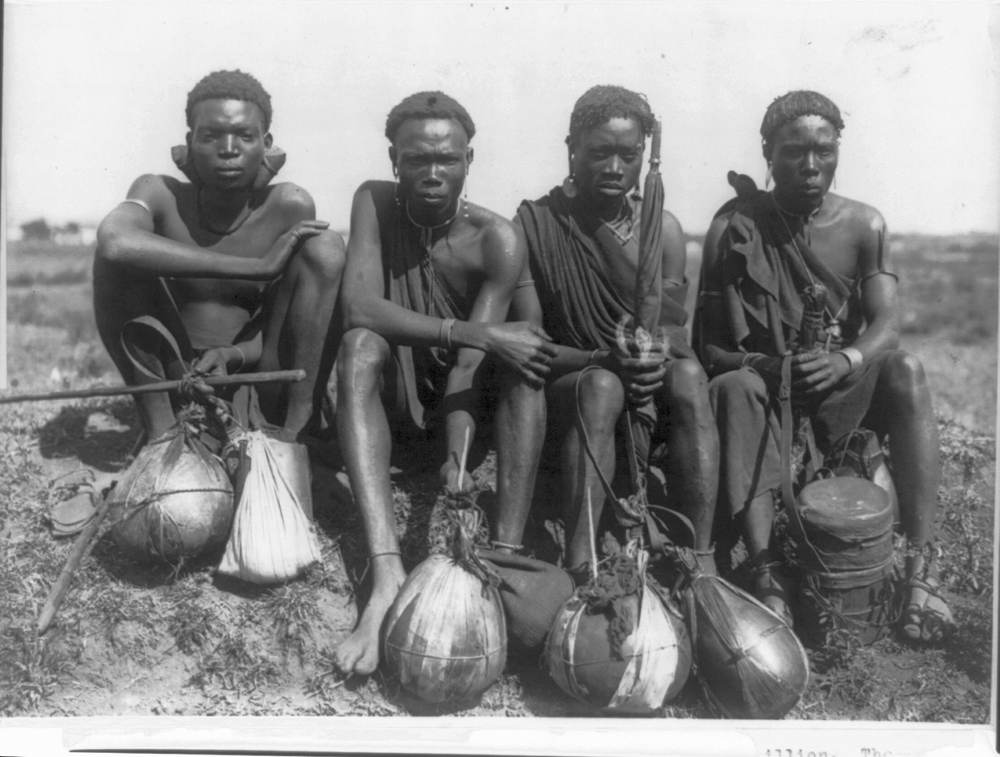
left=586, top=487, right=598, bottom=579
left=0, top=369, right=306, bottom=405
left=38, top=489, right=112, bottom=634
left=457, top=426, right=472, bottom=490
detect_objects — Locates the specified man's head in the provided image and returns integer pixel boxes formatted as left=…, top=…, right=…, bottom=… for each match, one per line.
left=385, top=92, right=475, bottom=221
left=565, top=85, right=655, bottom=207
left=761, top=90, right=845, bottom=212
left=185, top=70, right=273, bottom=190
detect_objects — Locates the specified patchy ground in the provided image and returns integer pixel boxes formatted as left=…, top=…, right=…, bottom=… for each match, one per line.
left=0, top=238, right=995, bottom=721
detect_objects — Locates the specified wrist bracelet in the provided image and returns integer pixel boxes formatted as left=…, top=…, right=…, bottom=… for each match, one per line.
left=835, top=347, right=863, bottom=374
left=232, top=344, right=246, bottom=372
left=439, top=318, right=456, bottom=350
left=741, top=352, right=759, bottom=368
left=589, top=349, right=602, bottom=366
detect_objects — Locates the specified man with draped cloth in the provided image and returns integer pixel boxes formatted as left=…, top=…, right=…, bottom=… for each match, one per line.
left=513, top=86, right=719, bottom=582
left=334, top=91, right=556, bottom=677
left=696, top=90, right=950, bottom=642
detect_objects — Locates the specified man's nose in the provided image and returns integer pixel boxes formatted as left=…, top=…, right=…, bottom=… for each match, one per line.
left=607, top=155, right=624, bottom=174
left=803, top=152, right=819, bottom=173
left=219, top=135, right=239, bottom=156
left=424, top=163, right=444, bottom=184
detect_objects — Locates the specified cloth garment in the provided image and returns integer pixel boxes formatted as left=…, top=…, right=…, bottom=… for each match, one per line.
left=706, top=180, right=894, bottom=514
left=372, top=183, right=476, bottom=431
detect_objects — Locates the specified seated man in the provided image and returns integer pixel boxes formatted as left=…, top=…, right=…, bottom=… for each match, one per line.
left=696, top=90, right=951, bottom=642
left=94, top=69, right=344, bottom=444
left=334, top=91, right=556, bottom=676
left=512, top=85, right=719, bottom=580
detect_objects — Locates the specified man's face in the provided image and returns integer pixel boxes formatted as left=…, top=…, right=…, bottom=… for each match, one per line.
left=769, top=114, right=840, bottom=211
left=187, top=99, right=271, bottom=191
left=570, top=117, right=644, bottom=206
left=389, top=118, right=472, bottom=218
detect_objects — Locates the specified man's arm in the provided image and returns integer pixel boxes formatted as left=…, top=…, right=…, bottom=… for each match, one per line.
left=342, top=185, right=555, bottom=380
left=793, top=208, right=899, bottom=394
left=95, top=175, right=324, bottom=280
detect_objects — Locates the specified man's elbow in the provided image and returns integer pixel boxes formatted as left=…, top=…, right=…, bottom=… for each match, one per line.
left=342, top=295, right=376, bottom=332
left=95, top=224, right=127, bottom=263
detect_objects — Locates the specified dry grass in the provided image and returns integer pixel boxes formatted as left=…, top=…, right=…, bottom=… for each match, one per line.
left=0, top=238, right=995, bottom=720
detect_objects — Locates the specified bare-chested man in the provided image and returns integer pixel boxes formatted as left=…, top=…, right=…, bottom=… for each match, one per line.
left=94, top=70, right=344, bottom=443
left=513, top=86, right=719, bottom=580
left=333, top=92, right=556, bottom=676
left=696, top=90, right=951, bottom=642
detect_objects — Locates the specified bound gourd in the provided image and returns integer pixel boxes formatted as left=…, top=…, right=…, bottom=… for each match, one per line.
left=217, top=430, right=321, bottom=584
left=109, top=426, right=234, bottom=564
left=683, top=556, right=810, bottom=719
left=546, top=542, right=691, bottom=714
left=383, top=499, right=506, bottom=703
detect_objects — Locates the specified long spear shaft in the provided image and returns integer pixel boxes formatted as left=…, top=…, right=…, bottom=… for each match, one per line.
left=0, top=369, right=305, bottom=405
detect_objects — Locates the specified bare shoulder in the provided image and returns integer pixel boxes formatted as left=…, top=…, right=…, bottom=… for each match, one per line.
left=264, top=181, right=316, bottom=220
left=130, top=173, right=180, bottom=203
left=468, top=202, right=520, bottom=255
left=827, top=193, right=887, bottom=238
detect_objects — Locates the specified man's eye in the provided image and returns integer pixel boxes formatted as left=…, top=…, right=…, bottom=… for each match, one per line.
left=621, top=152, right=639, bottom=162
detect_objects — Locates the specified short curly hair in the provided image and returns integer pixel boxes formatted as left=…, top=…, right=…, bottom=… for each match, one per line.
left=385, top=91, right=476, bottom=143
left=186, top=70, right=273, bottom=132
left=760, top=90, right=844, bottom=158
left=566, top=85, right=656, bottom=147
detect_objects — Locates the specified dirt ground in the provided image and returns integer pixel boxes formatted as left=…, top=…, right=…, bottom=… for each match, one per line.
left=0, top=322, right=994, bottom=722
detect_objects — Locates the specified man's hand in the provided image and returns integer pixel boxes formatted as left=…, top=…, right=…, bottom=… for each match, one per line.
left=744, top=353, right=786, bottom=386
left=440, top=459, right=476, bottom=496
left=483, top=322, right=558, bottom=388
left=607, top=340, right=666, bottom=405
left=260, top=220, right=330, bottom=278
left=192, top=348, right=230, bottom=378
left=792, top=349, right=852, bottom=394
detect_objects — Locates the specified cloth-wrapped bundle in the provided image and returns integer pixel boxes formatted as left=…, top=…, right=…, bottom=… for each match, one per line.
left=547, top=546, right=691, bottom=714
left=217, top=430, right=321, bottom=584
left=477, top=549, right=575, bottom=651
left=384, top=504, right=507, bottom=703
left=688, top=569, right=809, bottom=719
left=109, top=427, right=234, bottom=563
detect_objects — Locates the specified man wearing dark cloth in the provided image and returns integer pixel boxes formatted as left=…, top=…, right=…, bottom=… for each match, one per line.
left=93, top=70, right=344, bottom=444
left=696, top=90, right=951, bottom=641
left=512, top=85, right=720, bottom=581
left=333, top=91, right=556, bottom=676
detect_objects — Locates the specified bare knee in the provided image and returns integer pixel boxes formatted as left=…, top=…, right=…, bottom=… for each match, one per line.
left=664, top=359, right=710, bottom=409
left=577, top=369, right=625, bottom=430
left=337, top=328, right=389, bottom=387
left=296, top=229, right=346, bottom=284
left=881, top=350, right=928, bottom=408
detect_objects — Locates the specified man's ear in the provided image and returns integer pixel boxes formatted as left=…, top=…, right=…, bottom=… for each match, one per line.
left=264, top=132, right=273, bottom=150
left=185, top=131, right=193, bottom=149
left=466, top=147, right=474, bottom=168
left=388, top=146, right=398, bottom=176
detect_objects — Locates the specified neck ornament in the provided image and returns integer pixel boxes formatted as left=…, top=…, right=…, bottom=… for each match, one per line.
left=405, top=199, right=463, bottom=254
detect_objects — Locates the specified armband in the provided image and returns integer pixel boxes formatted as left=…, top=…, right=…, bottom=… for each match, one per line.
left=439, top=318, right=456, bottom=350
left=515, top=279, right=535, bottom=289
left=835, top=347, right=864, bottom=374
left=861, top=270, right=899, bottom=284
left=121, top=198, right=152, bottom=215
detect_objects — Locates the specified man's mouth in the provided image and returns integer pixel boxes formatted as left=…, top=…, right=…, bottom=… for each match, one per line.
left=216, top=166, right=244, bottom=177
left=416, top=193, right=448, bottom=205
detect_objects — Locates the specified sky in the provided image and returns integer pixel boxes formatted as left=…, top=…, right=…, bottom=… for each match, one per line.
left=3, top=1, right=998, bottom=236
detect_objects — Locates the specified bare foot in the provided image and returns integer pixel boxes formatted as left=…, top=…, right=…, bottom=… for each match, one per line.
left=334, top=567, right=406, bottom=677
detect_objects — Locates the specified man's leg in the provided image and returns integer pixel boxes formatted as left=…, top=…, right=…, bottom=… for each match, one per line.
left=548, top=369, right=625, bottom=577
left=658, top=359, right=719, bottom=574
left=709, top=369, right=790, bottom=620
left=492, top=368, right=546, bottom=553
left=93, top=256, right=187, bottom=441
left=873, top=350, right=950, bottom=641
left=257, top=230, right=346, bottom=437
left=333, top=327, right=407, bottom=676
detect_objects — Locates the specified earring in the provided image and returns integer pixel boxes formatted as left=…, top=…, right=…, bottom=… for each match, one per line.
left=562, top=173, right=578, bottom=199
left=393, top=168, right=401, bottom=206
left=765, top=162, right=772, bottom=190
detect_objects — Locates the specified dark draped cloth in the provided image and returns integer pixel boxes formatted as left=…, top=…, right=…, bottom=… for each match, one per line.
left=516, top=187, right=696, bottom=473
left=372, top=183, right=475, bottom=431
left=516, top=187, right=691, bottom=354
left=708, top=180, right=892, bottom=513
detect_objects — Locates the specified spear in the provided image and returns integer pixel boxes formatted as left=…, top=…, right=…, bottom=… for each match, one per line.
left=624, top=120, right=665, bottom=492
left=0, top=369, right=305, bottom=404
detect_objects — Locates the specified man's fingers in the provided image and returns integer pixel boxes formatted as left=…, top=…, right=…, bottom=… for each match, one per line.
left=537, top=341, right=559, bottom=358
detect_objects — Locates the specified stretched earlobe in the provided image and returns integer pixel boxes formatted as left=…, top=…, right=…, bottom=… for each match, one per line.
left=765, top=162, right=773, bottom=191
left=170, top=144, right=285, bottom=190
